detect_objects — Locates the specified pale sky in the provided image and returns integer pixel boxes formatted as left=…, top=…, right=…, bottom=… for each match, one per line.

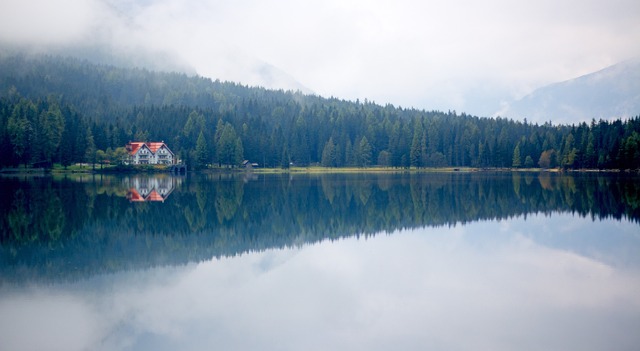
left=1, top=0, right=639, bottom=116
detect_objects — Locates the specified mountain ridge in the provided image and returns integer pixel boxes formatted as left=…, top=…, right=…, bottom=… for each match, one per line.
left=500, top=59, right=640, bottom=124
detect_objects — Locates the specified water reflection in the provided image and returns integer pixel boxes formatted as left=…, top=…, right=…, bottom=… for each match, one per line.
left=1, top=172, right=639, bottom=283
left=0, top=214, right=638, bottom=351
left=126, top=176, right=181, bottom=202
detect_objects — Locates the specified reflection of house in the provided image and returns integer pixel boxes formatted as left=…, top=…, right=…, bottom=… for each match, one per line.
left=126, top=141, right=175, bottom=165
left=126, top=176, right=178, bottom=202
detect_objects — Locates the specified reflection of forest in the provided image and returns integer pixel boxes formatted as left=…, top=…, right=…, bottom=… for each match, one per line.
left=1, top=172, right=639, bottom=282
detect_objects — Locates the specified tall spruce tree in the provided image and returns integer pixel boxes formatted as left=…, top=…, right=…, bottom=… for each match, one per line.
left=195, top=130, right=209, bottom=169
left=512, top=143, right=522, bottom=168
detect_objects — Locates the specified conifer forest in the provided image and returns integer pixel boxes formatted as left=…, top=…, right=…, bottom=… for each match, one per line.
left=1, top=54, right=639, bottom=170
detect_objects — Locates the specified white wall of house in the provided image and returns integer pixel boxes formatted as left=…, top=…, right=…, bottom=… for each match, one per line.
left=155, top=146, right=174, bottom=165
left=132, top=145, right=152, bottom=164
left=129, top=143, right=175, bottom=165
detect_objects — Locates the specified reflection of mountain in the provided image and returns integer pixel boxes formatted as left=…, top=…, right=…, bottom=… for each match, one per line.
left=0, top=172, right=638, bottom=283
left=126, top=176, right=180, bottom=202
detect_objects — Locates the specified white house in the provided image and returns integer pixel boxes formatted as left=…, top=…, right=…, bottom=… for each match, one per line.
left=126, top=141, right=175, bottom=165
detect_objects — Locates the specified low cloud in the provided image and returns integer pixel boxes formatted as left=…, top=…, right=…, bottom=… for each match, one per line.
left=1, top=0, right=639, bottom=116
left=0, top=0, right=95, bottom=44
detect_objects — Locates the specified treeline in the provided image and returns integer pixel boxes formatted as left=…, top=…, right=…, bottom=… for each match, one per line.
left=1, top=54, right=639, bottom=170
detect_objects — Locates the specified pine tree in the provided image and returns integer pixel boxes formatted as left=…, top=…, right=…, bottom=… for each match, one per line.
left=358, top=136, right=372, bottom=167
left=585, top=132, right=596, bottom=168
left=7, top=99, right=36, bottom=166
left=85, top=127, right=96, bottom=170
left=40, top=103, right=65, bottom=164
left=410, top=126, right=422, bottom=168
left=561, top=133, right=577, bottom=168
left=280, top=147, right=290, bottom=169
left=321, top=137, right=336, bottom=167
left=195, top=130, right=209, bottom=169
left=512, top=143, right=522, bottom=168
left=234, top=137, right=244, bottom=166
left=216, top=123, right=242, bottom=167
left=524, top=155, right=534, bottom=168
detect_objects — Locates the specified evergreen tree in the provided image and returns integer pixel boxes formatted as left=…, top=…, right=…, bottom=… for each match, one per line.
left=410, top=120, right=424, bottom=167
left=216, top=123, right=241, bottom=167
left=85, top=127, right=96, bottom=169
left=321, top=137, right=337, bottom=167
left=561, top=133, right=578, bottom=168
left=195, top=130, right=209, bottom=169
left=7, top=101, right=34, bottom=166
left=183, top=110, right=206, bottom=151
left=344, top=139, right=355, bottom=166
left=234, top=137, right=244, bottom=166
left=512, top=143, right=522, bottom=168
left=378, top=150, right=392, bottom=167
left=358, top=136, right=373, bottom=167
left=524, top=155, right=534, bottom=168
left=280, top=147, right=290, bottom=169
left=584, top=131, right=596, bottom=168
left=59, top=128, right=73, bottom=169
left=40, top=103, right=65, bottom=164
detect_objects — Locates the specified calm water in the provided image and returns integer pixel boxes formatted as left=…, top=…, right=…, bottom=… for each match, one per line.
left=1, top=172, right=639, bottom=351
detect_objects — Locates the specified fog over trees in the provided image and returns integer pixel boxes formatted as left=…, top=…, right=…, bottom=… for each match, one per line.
left=1, top=54, right=639, bottom=170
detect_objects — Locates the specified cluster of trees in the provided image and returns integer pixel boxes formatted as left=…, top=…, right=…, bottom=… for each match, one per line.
left=1, top=54, right=639, bottom=170
left=0, top=96, right=130, bottom=168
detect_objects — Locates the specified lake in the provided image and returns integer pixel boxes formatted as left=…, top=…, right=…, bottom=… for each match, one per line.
left=1, top=172, right=639, bottom=351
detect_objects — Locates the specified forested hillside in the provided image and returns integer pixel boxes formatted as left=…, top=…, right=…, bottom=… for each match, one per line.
left=1, top=54, right=639, bottom=170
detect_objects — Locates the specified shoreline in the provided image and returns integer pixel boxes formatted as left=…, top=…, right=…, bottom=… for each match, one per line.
left=2, top=165, right=637, bottom=176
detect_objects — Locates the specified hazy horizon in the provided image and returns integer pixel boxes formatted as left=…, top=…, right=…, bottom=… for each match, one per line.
left=1, top=0, right=639, bottom=118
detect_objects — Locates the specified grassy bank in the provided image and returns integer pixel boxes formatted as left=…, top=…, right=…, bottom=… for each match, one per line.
left=252, top=166, right=551, bottom=174
left=5, top=163, right=630, bottom=176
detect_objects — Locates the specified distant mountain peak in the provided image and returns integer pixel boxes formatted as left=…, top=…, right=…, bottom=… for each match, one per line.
left=500, top=59, right=640, bottom=124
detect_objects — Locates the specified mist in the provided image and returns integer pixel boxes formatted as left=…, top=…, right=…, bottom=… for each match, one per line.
left=1, top=0, right=639, bottom=117
left=0, top=0, right=194, bottom=74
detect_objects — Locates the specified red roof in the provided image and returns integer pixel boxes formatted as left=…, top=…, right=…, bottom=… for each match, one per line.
left=127, top=141, right=173, bottom=156
left=146, top=190, right=165, bottom=202
left=127, top=189, right=145, bottom=202
left=127, top=188, right=167, bottom=202
left=147, top=142, right=164, bottom=153
left=127, top=142, right=145, bottom=156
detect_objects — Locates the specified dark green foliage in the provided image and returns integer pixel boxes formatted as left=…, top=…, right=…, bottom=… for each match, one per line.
left=0, top=54, right=639, bottom=170
left=321, top=137, right=337, bottom=167
left=195, top=130, right=209, bottom=169
left=512, top=142, right=522, bottom=168
left=524, top=155, right=534, bottom=168
left=357, top=136, right=373, bottom=167
left=215, top=122, right=243, bottom=167
left=1, top=172, right=639, bottom=282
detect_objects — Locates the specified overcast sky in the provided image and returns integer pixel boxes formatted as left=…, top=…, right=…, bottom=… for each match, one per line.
left=1, top=0, right=639, bottom=116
